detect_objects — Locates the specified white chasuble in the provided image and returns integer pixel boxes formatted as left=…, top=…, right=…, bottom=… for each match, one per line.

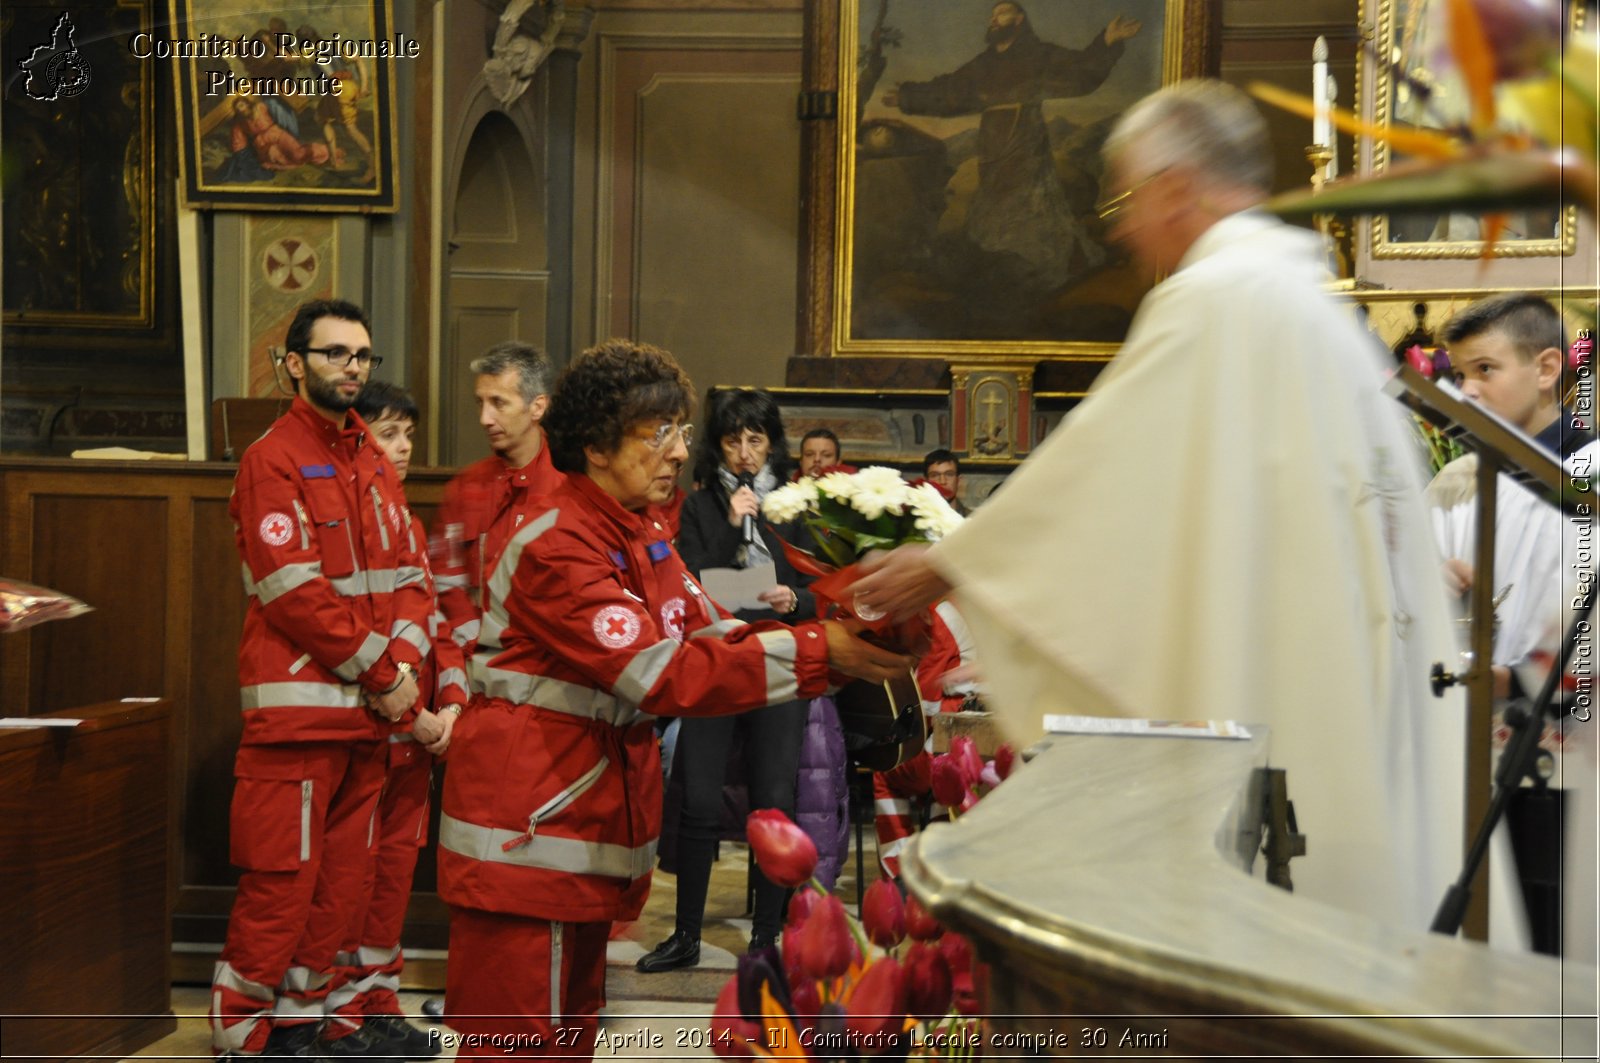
left=932, top=212, right=1465, bottom=928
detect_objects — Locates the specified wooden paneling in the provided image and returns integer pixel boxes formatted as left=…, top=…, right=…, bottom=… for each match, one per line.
left=0, top=459, right=453, bottom=974
left=0, top=700, right=174, bottom=1061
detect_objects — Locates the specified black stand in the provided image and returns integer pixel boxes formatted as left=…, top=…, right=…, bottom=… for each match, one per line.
left=1430, top=582, right=1594, bottom=936
left=1259, top=768, right=1307, bottom=891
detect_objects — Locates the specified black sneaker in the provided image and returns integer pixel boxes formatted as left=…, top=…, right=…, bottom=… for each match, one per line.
left=635, top=929, right=700, bottom=973
left=363, top=1015, right=441, bottom=1060
left=260, top=1023, right=325, bottom=1060
left=317, top=1025, right=397, bottom=1060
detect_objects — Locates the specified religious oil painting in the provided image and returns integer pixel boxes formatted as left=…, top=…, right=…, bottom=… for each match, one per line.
left=169, top=0, right=403, bottom=211
left=1367, top=0, right=1587, bottom=260
left=835, top=0, right=1209, bottom=359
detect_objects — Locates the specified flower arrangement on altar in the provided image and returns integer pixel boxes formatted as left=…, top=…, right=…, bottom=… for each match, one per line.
left=710, top=735, right=1016, bottom=1060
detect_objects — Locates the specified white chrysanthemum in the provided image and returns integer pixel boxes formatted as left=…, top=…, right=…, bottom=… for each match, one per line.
left=814, top=470, right=859, bottom=504
left=907, top=482, right=964, bottom=540
left=762, top=479, right=818, bottom=523
left=848, top=465, right=912, bottom=520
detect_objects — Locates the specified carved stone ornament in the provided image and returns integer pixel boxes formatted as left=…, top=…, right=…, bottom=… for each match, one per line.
left=483, top=0, right=566, bottom=107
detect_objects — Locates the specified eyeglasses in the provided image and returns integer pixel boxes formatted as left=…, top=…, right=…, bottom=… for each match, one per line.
left=642, top=422, right=694, bottom=451
left=303, top=346, right=383, bottom=369
left=1094, top=168, right=1168, bottom=224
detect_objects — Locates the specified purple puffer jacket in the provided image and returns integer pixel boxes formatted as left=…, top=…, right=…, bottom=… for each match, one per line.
left=794, top=696, right=850, bottom=889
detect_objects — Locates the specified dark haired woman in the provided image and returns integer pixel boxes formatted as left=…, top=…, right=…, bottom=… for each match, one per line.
left=636, top=388, right=820, bottom=974
left=436, top=344, right=905, bottom=1061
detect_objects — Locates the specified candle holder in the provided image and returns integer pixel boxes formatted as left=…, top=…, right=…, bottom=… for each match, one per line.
left=1303, top=143, right=1355, bottom=281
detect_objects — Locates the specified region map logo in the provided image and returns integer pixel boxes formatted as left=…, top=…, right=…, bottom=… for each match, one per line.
left=18, top=12, right=93, bottom=102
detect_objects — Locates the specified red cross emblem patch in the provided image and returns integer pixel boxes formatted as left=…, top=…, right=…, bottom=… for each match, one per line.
left=592, top=604, right=642, bottom=649
left=661, top=597, right=687, bottom=642
left=259, top=511, right=294, bottom=547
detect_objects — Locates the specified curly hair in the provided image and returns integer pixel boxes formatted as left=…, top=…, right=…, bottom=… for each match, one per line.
left=691, top=388, right=795, bottom=485
left=544, top=339, right=694, bottom=473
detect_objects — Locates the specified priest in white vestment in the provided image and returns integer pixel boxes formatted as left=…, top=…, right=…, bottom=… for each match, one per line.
left=853, top=80, right=1465, bottom=930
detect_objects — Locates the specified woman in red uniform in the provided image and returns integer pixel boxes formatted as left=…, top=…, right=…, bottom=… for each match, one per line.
left=437, top=340, right=907, bottom=1059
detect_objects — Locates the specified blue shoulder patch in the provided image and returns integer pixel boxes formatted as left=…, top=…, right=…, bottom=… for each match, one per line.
left=300, top=464, right=337, bottom=479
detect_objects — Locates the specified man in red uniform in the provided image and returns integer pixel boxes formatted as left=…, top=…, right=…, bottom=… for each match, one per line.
left=210, top=299, right=433, bottom=1060
left=431, top=343, right=564, bottom=654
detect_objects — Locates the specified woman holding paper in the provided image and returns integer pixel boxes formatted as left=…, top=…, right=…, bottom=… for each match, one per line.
left=637, top=388, right=818, bottom=973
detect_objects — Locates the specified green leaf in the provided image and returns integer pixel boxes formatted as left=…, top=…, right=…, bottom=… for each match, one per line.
left=1265, top=150, right=1570, bottom=218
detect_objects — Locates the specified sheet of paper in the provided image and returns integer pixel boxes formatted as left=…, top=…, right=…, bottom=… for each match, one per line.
left=0, top=717, right=84, bottom=728
left=698, top=562, right=779, bottom=612
left=1043, top=715, right=1252, bottom=740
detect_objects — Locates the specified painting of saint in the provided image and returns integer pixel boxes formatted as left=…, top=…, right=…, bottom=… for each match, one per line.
left=841, top=0, right=1177, bottom=348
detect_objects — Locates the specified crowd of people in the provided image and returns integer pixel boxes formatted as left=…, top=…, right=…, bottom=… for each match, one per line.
left=207, top=77, right=1593, bottom=1062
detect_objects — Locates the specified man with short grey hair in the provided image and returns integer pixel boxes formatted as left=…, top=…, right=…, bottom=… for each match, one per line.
left=432, top=342, right=564, bottom=653
left=853, top=79, right=1465, bottom=930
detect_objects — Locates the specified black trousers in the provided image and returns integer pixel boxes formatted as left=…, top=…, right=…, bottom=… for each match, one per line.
left=672, top=698, right=808, bottom=939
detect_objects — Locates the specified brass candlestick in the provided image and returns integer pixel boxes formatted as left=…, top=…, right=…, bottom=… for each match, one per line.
left=1303, top=143, right=1354, bottom=281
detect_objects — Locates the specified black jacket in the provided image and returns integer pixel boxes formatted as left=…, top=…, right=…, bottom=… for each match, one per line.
left=677, top=483, right=817, bottom=623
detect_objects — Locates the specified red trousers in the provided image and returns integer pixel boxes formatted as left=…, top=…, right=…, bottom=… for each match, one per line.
left=444, top=908, right=609, bottom=1060
left=329, top=740, right=433, bottom=1028
left=211, top=740, right=386, bottom=1055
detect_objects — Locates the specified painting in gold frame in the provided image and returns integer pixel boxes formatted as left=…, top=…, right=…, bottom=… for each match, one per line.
left=169, top=0, right=401, bottom=212
left=1355, top=0, right=1596, bottom=290
left=831, top=0, right=1212, bottom=362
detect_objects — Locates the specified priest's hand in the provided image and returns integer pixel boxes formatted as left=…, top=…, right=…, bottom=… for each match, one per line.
left=1443, top=557, right=1474, bottom=596
left=822, top=618, right=913, bottom=683
left=849, top=544, right=952, bottom=622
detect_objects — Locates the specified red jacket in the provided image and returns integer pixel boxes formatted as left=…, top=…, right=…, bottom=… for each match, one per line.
left=396, top=512, right=470, bottom=733
left=430, top=441, right=564, bottom=654
left=438, top=474, right=831, bottom=923
left=231, top=397, right=434, bottom=745
left=916, top=600, right=979, bottom=716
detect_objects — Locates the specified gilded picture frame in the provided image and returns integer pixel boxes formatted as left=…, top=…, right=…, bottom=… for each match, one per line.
left=168, top=0, right=402, bottom=212
left=1355, top=0, right=1596, bottom=289
left=830, top=0, right=1212, bottom=362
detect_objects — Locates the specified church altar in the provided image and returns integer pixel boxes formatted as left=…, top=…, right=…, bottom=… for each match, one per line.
left=901, top=727, right=1596, bottom=1059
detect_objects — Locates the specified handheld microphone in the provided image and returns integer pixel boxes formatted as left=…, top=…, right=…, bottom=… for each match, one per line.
left=737, top=472, right=757, bottom=544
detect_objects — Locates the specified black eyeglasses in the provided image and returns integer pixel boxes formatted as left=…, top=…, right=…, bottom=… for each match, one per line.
left=303, top=346, right=382, bottom=369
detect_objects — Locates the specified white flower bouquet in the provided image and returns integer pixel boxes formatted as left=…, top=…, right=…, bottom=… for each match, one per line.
left=760, top=466, right=964, bottom=570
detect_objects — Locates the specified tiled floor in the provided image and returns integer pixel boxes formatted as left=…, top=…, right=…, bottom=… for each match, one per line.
left=127, top=835, right=873, bottom=1061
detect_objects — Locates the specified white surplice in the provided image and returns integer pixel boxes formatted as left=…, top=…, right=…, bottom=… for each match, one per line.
left=931, top=212, right=1465, bottom=928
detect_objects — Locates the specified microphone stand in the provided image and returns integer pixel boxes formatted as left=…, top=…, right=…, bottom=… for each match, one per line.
left=1431, top=581, right=1594, bottom=936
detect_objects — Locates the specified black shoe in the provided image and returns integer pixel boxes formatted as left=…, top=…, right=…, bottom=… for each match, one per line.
left=261, top=1023, right=326, bottom=1060
left=363, top=1015, right=440, bottom=1061
left=317, top=1025, right=397, bottom=1060
left=636, top=929, right=700, bottom=973
left=748, top=931, right=779, bottom=955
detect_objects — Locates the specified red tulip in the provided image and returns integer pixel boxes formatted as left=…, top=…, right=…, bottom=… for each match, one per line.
left=903, top=942, right=953, bottom=1020
left=711, top=977, right=760, bottom=1057
left=790, top=977, right=822, bottom=1021
left=993, top=743, right=1016, bottom=780
left=951, top=970, right=981, bottom=1016
left=844, top=958, right=907, bottom=1054
left=979, top=762, right=1001, bottom=789
left=938, top=931, right=973, bottom=977
left=782, top=928, right=809, bottom=989
left=798, top=894, right=853, bottom=980
left=861, top=879, right=906, bottom=948
left=746, top=809, right=818, bottom=888
left=949, top=735, right=984, bottom=786
left=929, top=756, right=969, bottom=809
left=786, top=886, right=819, bottom=929
left=904, top=894, right=943, bottom=941
left=1405, top=344, right=1435, bottom=379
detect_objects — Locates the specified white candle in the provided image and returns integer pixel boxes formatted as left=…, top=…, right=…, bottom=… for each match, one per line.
left=1312, top=36, right=1330, bottom=148
left=1326, top=74, right=1339, bottom=177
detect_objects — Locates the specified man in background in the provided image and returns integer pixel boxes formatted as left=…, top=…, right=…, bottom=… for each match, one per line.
left=922, top=448, right=971, bottom=516
left=431, top=342, right=563, bottom=654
